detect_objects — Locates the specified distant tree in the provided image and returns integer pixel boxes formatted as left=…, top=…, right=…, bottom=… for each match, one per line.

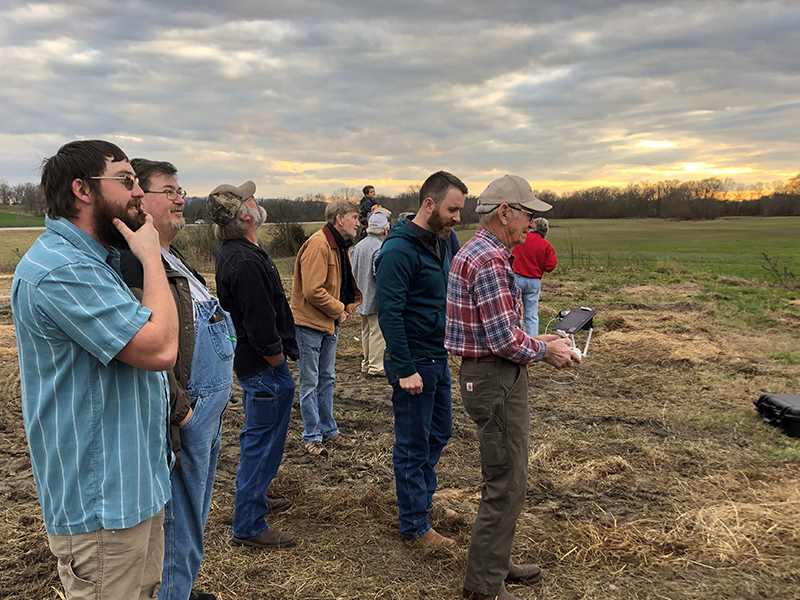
left=778, top=173, right=800, bottom=194
left=16, top=183, right=46, bottom=216
left=0, top=179, right=12, bottom=205
left=266, top=199, right=309, bottom=256
left=329, top=187, right=361, bottom=203
left=183, top=197, right=207, bottom=223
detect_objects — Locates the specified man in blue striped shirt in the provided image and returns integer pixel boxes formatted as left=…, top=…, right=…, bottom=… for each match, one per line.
left=12, top=140, right=178, bottom=600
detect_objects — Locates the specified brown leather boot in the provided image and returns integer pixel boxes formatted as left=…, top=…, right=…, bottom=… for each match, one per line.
left=415, top=528, right=455, bottom=547
left=505, top=562, right=542, bottom=584
left=231, top=528, right=296, bottom=549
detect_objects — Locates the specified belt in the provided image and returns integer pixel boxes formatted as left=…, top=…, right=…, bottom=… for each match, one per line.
left=462, top=355, right=501, bottom=363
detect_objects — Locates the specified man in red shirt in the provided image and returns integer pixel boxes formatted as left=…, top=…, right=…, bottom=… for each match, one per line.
left=445, top=175, right=576, bottom=600
left=511, top=217, right=557, bottom=335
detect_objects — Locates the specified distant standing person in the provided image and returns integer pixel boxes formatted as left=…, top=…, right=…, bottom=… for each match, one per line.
left=350, top=206, right=392, bottom=378
left=210, top=181, right=299, bottom=550
left=511, top=217, right=556, bottom=335
left=291, top=200, right=362, bottom=456
left=358, top=185, right=377, bottom=236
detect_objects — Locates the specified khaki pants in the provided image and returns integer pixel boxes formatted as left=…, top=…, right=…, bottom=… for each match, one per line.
left=48, top=509, right=165, bottom=600
left=459, top=359, right=529, bottom=596
left=360, top=313, right=386, bottom=375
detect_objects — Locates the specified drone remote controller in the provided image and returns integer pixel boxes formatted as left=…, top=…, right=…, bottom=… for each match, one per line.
left=555, top=329, right=592, bottom=362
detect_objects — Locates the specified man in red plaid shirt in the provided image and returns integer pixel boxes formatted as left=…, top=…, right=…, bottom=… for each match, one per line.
left=445, top=175, right=577, bottom=600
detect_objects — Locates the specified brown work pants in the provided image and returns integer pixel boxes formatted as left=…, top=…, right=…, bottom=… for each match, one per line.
left=459, top=359, right=529, bottom=596
left=47, top=508, right=165, bottom=600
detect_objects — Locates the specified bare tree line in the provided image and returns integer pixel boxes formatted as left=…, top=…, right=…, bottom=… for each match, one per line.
left=3, top=175, right=799, bottom=223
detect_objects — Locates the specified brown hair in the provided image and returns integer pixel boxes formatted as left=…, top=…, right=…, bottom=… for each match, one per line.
left=40, top=140, right=128, bottom=219
left=418, top=171, right=468, bottom=207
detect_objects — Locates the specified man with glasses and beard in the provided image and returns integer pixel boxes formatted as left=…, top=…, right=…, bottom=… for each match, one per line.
left=209, top=182, right=299, bottom=550
left=12, top=140, right=178, bottom=599
left=119, top=160, right=235, bottom=600
left=375, top=171, right=467, bottom=547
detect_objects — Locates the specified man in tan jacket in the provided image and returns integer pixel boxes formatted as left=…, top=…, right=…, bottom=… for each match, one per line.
left=291, top=199, right=363, bottom=456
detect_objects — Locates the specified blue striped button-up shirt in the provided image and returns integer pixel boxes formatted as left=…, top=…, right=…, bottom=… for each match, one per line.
left=12, top=217, right=170, bottom=536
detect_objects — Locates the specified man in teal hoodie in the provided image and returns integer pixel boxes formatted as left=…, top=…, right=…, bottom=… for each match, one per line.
left=375, top=171, right=467, bottom=546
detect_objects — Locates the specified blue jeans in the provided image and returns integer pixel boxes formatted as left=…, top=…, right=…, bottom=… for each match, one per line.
left=296, top=325, right=340, bottom=444
left=231, top=360, right=295, bottom=539
left=514, top=274, right=542, bottom=336
left=159, top=299, right=234, bottom=600
left=385, top=356, right=452, bottom=540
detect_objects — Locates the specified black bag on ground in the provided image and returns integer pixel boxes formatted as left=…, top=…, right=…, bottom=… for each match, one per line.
left=754, top=393, right=800, bottom=438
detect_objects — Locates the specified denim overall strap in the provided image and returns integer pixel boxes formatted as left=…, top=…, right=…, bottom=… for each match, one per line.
left=159, top=297, right=234, bottom=600
left=186, top=297, right=236, bottom=396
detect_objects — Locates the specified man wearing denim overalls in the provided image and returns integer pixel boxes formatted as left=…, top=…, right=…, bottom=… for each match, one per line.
left=120, top=159, right=236, bottom=600
left=208, top=181, right=299, bottom=552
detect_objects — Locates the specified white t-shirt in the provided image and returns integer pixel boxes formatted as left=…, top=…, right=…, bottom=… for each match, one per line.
left=161, top=248, right=213, bottom=303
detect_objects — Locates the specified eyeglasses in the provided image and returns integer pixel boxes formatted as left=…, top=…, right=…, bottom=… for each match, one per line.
left=90, top=174, right=139, bottom=190
left=511, top=205, right=536, bottom=221
left=143, top=188, right=187, bottom=200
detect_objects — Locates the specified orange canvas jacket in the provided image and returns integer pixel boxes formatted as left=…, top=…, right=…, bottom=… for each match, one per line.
left=291, top=225, right=362, bottom=334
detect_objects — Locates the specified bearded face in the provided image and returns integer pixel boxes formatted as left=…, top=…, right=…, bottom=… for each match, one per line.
left=93, top=191, right=146, bottom=249
left=241, top=202, right=267, bottom=229
left=427, top=203, right=457, bottom=239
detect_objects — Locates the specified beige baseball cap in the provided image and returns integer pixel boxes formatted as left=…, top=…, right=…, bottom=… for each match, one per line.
left=206, top=180, right=256, bottom=225
left=477, top=175, right=552, bottom=212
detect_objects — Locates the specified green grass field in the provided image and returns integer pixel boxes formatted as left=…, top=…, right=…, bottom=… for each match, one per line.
left=454, top=216, right=800, bottom=283
left=0, top=212, right=45, bottom=227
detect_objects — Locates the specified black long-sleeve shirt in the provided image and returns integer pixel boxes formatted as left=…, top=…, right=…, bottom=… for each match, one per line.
left=215, top=238, right=299, bottom=379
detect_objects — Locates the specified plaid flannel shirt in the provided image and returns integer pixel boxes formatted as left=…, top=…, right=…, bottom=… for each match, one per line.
left=445, top=228, right=547, bottom=364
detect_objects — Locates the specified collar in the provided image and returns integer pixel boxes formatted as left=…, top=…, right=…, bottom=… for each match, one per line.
left=326, top=223, right=353, bottom=250
left=46, top=216, right=113, bottom=263
left=404, top=217, right=438, bottom=247
left=223, top=237, right=270, bottom=256
left=476, top=227, right=512, bottom=261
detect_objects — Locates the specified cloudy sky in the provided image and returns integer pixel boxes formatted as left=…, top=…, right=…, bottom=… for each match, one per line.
left=1, top=0, right=798, bottom=198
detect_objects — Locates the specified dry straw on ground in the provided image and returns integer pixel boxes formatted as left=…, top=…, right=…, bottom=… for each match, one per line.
left=1, top=275, right=800, bottom=599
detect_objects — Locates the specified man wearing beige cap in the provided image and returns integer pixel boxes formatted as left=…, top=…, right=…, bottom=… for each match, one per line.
left=445, top=175, right=577, bottom=600
left=209, top=181, right=299, bottom=550
left=350, top=205, right=392, bottom=377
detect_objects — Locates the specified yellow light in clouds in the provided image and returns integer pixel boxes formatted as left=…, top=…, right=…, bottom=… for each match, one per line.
left=635, top=140, right=677, bottom=149
left=278, top=161, right=306, bottom=173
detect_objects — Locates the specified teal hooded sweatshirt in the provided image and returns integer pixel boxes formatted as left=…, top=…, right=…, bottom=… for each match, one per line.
left=375, top=217, right=451, bottom=378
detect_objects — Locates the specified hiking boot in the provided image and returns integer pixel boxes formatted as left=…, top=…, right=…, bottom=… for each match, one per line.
left=415, top=528, right=455, bottom=547
left=326, top=434, right=356, bottom=448
left=267, top=497, right=293, bottom=514
left=305, top=441, right=328, bottom=457
left=367, top=370, right=386, bottom=378
left=231, top=528, right=296, bottom=549
left=189, top=591, right=216, bottom=600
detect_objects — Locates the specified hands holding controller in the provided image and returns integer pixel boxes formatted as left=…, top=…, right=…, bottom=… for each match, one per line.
left=536, top=333, right=582, bottom=369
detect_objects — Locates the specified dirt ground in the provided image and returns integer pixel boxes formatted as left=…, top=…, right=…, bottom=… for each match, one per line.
left=1, top=273, right=800, bottom=600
